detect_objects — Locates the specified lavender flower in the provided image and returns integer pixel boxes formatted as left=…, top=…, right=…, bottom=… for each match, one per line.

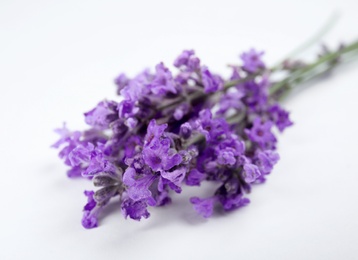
left=186, top=169, right=206, bottom=186
left=84, top=100, right=119, bottom=130
left=245, top=118, right=277, bottom=149
left=269, top=104, right=294, bottom=132
left=53, top=47, right=297, bottom=229
left=122, top=167, right=156, bottom=204
left=201, top=66, right=223, bottom=93
left=114, top=73, right=129, bottom=94
left=240, top=48, right=265, bottom=73
left=149, top=63, right=177, bottom=96
left=82, top=190, right=106, bottom=229
left=243, top=163, right=262, bottom=183
left=121, top=197, right=150, bottom=221
left=174, top=50, right=201, bottom=72
left=190, top=197, right=216, bottom=218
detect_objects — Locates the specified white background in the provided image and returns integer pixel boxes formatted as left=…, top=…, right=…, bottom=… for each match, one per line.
left=1, top=0, right=358, bottom=259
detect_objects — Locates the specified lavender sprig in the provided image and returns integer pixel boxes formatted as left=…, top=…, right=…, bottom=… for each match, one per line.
left=52, top=39, right=358, bottom=229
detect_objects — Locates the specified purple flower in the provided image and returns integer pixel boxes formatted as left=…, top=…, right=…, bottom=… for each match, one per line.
left=120, top=70, right=152, bottom=101
left=216, top=147, right=237, bottom=166
left=216, top=178, right=250, bottom=208
left=179, top=122, right=192, bottom=139
left=190, top=197, right=216, bottom=218
left=158, top=176, right=182, bottom=194
left=84, top=100, right=118, bottom=130
left=195, top=109, right=230, bottom=142
left=256, top=150, right=280, bottom=175
left=52, top=124, right=82, bottom=165
left=156, top=192, right=172, bottom=206
left=160, top=167, right=186, bottom=187
left=239, top=76, right=269, bottom=111
left=149, top=63, right=177, bottom=96
left=125, top=117, right=138, bottom=129
left=230, top=65, right=241, bottom=81
left=68, top=144, right=91, bottom=167
left=220, top=195, right=250, bottom=211
left=174, top=103, right=189, bottom=121
left=245, top=117, right=277, bottom=148
left=52, top=123, right=73, bottom=148
left=174, top=50, right=194, bottom=67
left=144, top=119, right=167, bottom=147
left=269, top=104, right=293, bottom=132
left=66, top=166, right=83, bottom=178
left=174, top=50, right=201, bottom=71
left=142, top=120, right=183, bottom=173
left=122, top=167, right=156, bottom=205
left=85, top=157, right=117, bottom=177
left=243, top=163, right=261, bottom=183
left=69, top=143, right=118, bottom=177
left=121, top=197, right=150, bottom=221
left=185, top=169, right=206, bottom=186
left=114, top=73, right=129, bottom=94
left=217, top=90, right=244, bottom=115
left=240, top=48, right=265, bottom=73
left=219, top=136, right=246, bottom=157
left=81, top=190, right=109, bottom=229
left=52, top=46, right=296, bottom=229
left=215, top=177, right=250, bottom=211
left=143, top=139, right=182, bottom=172
left=201, top=66, right=223, bottom=93
left=118, top=100, right=139, bottom=119
left=102, top=119, right=128, bottom=157
left=82, top=210, right=98, bottom=229
left=188, top=57, right=200, bottom=71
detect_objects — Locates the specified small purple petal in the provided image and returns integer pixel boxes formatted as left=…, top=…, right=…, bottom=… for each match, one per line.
left=121, top=197, right=150, bottom=221
left=240, top=48, right=265, bottom=73
left=185, top=169, right=206, bottom=186
left=243, top=163, right=261, bottom=183
left=201, top=66, right=223, bottom=93
left=190, top=197, right=215, bottom=218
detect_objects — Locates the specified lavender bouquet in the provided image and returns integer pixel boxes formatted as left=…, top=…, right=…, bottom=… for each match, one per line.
left=53, top=33, right=358, bottom=229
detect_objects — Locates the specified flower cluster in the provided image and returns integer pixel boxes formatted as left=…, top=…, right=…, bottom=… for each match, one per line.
left=53, top=48, right=292, bottom=229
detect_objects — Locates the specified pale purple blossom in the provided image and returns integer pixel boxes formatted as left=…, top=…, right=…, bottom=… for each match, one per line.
left=240, top=48, right=265, bottom=73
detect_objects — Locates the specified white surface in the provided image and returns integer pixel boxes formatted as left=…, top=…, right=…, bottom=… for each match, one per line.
left=1, top=1, right=358, bottom=259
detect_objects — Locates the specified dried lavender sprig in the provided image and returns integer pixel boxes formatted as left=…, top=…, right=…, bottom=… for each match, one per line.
left=52, top=38, right=358, bottom=229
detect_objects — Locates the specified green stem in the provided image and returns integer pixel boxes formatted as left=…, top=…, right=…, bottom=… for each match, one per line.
left=273, top=12, right=340, bottom=68
left=269, top=39, right=358, bottom=96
